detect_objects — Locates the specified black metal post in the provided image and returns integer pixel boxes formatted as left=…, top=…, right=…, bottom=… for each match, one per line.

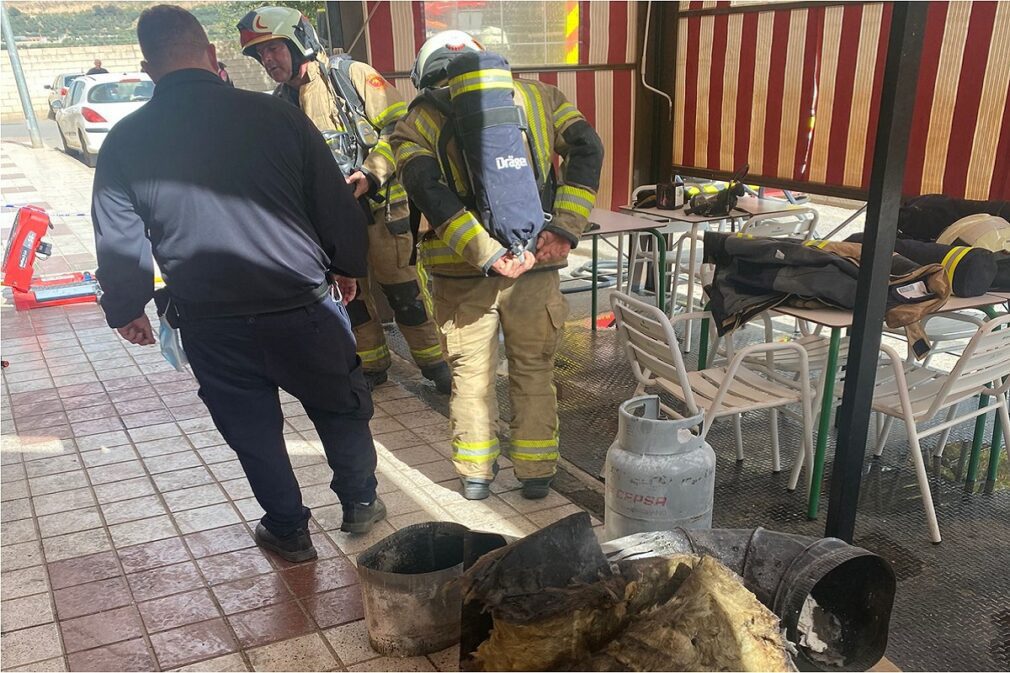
left=825, top=2, right=928, bottom=542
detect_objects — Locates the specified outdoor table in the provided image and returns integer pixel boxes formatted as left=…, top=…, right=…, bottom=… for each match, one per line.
left=620, top=196, right=816, bottom=348
left=583, top=208, right=671, bottom=331
left=768, top=293, right=1010, bottom=518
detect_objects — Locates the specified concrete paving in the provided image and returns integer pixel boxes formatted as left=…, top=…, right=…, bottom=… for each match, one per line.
left=0, top=139, right=601, bottom=672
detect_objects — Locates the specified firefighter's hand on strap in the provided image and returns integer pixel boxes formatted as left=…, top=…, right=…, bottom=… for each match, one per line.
left=535, top=230, right=572, bottom=264
left=116, top=315, right=156, bottom=346
left=491, top=251, right=535, bottom=279
left=345, top=171, right=370, bottom=199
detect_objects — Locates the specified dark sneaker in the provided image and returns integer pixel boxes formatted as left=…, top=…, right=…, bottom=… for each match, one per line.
left=521, top=477, right=553, bottom=500
left=254, top=522, right=317, bottom=563
left=364, top=370, right=388, bottom=391
left=462, top=478, right=492, bottom=500
left=341, top=497, right=387, bottom=534
left=421, top=362, right=452, bottom=394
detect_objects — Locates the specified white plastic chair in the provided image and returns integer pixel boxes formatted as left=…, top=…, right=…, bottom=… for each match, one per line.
left=611, top=292, right=815, bottom=478
left=833, top=314, right=1010, bottom=543
left=739, top=210, right=819, bottom=241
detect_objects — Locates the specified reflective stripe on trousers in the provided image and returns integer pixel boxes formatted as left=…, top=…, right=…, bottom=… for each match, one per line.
left=432, top=270, right=568, bottom=480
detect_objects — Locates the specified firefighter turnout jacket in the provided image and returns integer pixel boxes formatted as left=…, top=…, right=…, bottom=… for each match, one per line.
left=276, top=55, right=408, bottom=212
left=276, top=56, right=446, bottom=376
left=391, top=79, right=605, bottom=277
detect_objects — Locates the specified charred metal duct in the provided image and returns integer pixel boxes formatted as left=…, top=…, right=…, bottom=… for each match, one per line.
left=602, top=528, right=897, bottom=672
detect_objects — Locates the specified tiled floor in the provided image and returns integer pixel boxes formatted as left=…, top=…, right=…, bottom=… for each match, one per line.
left=0, top=143, right=600, bottom=671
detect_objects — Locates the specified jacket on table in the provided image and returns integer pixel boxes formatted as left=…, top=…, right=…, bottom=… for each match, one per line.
left=390, top=78, right=605, bottom=278
left=703, top=232, right=952, bottom=358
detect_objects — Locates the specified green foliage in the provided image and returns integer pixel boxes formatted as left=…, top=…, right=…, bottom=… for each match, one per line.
left=5, top=1, right=328, bottom=47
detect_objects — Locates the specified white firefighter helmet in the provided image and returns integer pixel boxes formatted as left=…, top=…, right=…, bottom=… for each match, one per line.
left=411, top=30, right=484, bottom=89
left=936, top=213, right=1010, bottom=252
left=238, top=6, right=322, bottom=63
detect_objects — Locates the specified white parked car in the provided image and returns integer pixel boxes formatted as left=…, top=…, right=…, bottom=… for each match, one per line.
left=53, top=73, right=154, bottom=167
left=44, top=73, right=82, bottom=119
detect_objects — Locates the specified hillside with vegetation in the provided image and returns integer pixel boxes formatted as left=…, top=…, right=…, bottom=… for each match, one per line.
left=3, top=1, right=325, bottom=47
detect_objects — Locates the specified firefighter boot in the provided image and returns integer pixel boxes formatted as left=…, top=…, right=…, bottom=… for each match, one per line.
left=363, top=370, right=388, bottom=391
left=461, top=462, right=499, bottom=500
left=521, top=477, right=553, bottom=500
left=421, top=361, right=452, bottom=394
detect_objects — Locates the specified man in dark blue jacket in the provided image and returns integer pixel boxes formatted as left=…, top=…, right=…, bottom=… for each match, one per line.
left=91, top=4, right=386, bottom=563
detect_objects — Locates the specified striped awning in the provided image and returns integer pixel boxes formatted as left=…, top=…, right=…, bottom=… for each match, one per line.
left=673, top=1, right=1010, bottom=200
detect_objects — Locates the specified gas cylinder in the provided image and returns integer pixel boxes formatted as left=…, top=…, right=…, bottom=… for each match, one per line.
left=604, top=395, right=716, bottom=541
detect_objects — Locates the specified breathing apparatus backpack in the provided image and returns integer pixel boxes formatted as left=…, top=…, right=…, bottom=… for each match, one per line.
left=437, top=51, right=551, bottom=258
left=311, top=55, right=379, bottom=178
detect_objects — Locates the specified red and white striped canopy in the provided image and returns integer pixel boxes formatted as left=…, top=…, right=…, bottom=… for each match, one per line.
left=673, top=0, right=1009, bottom=200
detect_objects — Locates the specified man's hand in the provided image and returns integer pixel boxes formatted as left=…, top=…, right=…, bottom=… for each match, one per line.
left=116, top=315, right=156, bottom=346
left=490, top=251, right=535, bottom=279
left=332, top=275, right=358, bottom=305
left=535, top=230, right=573, bottom=264
left=345, top=171, right=370, bottom=199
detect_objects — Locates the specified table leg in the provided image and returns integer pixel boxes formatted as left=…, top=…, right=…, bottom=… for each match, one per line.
left=698, top=316, right=709, bottom=370
left=591, top=234, right=599, bottom=332
left=616, top=235, right=624, bottom=292
left=647, top=229, right=667, bottom=313
left=965, top=395, right=988, bottom=492
left=807, top=327, right=842, bottom=519
left=985, top=409, right=1004, bottom=494
left=966, top=304, right=1003, bottom=490
left=683, top=223, right=699, bottom=352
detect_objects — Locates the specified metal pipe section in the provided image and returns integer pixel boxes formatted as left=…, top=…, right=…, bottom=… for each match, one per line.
left=603, top=528, right=896, bottom=672
left=1, top=2, right=44, bottom=148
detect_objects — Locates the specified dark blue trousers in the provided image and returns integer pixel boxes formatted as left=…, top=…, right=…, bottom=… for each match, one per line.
left=179, top=295, right=377, bottom=536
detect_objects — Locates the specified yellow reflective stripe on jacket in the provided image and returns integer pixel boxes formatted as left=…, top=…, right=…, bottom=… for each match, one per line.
left=444, top=211, right=483, bottom=256
left=553, top=102, right=580, bottom=130
left=515, top=81, right=551, bottom=178
left=418, top=238, right=466, bottom=267
left=385, top=183, right=408, bottom=201
left=941, top=246, right=972, bottom=283
left=372, top=101, right=407, bottom=129
left=414, top=109, right=439, bottom=145
left=372, top=139, right=394, bottom=164
left=803, top=239, right=830, bottom=249
left=358, top=344, right=390, bottom=363
left=395, top=142, right=435, bottom=168
left=555, top=185, right=596, bottom=218
left=370, top=183, right=408, bottom=211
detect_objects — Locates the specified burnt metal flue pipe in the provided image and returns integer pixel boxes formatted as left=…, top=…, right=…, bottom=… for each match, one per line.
left=603, top=528, right=896, bottom=672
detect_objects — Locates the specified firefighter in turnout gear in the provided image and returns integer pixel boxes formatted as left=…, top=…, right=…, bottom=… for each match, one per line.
left=391, top=31, right=604, bottom=500
left=238, top=6, right=450, bottom=393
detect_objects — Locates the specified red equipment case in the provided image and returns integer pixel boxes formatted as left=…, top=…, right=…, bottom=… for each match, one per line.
left=2, top=206, right=99, bottom=310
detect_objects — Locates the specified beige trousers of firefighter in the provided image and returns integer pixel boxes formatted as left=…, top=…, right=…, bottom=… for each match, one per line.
left=432, top=270, right=568, bottom=481
left=350, top=201, right=444, bottom=373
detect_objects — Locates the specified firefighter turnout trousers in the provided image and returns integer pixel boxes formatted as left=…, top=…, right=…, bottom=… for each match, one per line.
left=346, top=200, right=444, bottom=373
left=431, top=270, right=568, bottom=480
